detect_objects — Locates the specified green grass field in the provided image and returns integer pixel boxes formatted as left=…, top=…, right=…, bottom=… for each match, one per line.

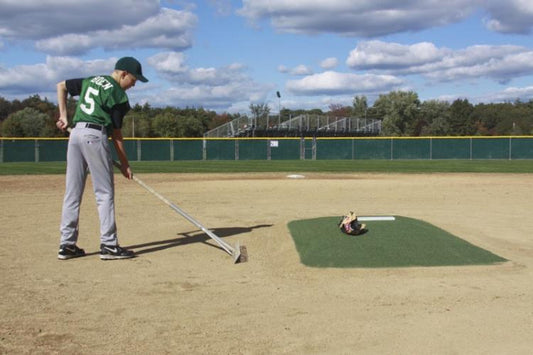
left=288, top=216, right=507, bottom=268
left=1, top=159, right=533, bottom=175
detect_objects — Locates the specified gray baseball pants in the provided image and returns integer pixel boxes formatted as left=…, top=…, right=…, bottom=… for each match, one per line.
left=60, top=123, right=118, bottom=246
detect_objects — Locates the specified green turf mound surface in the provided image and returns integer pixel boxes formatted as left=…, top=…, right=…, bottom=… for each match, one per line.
left=288, top=216, right=507, bottom=268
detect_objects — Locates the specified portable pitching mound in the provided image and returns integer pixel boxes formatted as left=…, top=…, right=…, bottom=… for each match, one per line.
left=288, top=216, right=506, bottom=268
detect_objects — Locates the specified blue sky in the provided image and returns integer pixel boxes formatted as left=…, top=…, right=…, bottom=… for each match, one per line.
left=1, top=0, right=532, bottom=114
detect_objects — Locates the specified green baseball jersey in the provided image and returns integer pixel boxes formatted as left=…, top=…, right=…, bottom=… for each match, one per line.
left=71, top=75, right=129, bottom=127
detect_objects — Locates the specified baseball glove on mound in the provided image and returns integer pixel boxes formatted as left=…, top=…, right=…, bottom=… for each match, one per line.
left=339, top=211, right=366, bottom=235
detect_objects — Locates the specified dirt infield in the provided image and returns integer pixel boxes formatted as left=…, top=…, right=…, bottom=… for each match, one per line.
left=1, top=172, right=532, bottom=354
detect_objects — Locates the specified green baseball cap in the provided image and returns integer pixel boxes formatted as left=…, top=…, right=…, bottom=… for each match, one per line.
left=115, top=56, right=148, bottom=82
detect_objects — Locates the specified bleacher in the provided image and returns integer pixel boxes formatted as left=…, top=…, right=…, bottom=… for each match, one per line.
left=204, top=114, right=382, bottom=138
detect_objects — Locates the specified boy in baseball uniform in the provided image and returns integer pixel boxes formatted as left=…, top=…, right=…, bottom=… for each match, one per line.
left=56, top=57, right=148, bottom=260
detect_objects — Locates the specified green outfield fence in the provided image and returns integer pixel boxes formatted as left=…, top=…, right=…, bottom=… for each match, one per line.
left=1, top=136, right=533, bottom=162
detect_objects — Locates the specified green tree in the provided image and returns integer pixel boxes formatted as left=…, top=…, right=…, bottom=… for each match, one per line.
left=123, top=111, right=152, bottom=137
left=352, top=95, right=368, bottom=118
left=0, top=96, right=11, bottom=122
left=152, top=112, right=180, bottom=137
left=374, top=91, right=420, bottom=136
left=514, top=101, right=533, bottom=135
left=472, top=103, right=500, bottom=135
left=328, top=104, right=352, bottom=118
left=145, top=107, right=218, bottom=137
left=1, top=107, right=54, bottom=137
left=419, top=100, right=451, bottom=136
left=472, top=101, right=533, bottom=136
left=185, top=107, right=215, bottom=133
left=449, top=99, right=475, bottom=135
left=208, top=113, right=232, bottom=130
left=178, top=114, right=205, bottom=137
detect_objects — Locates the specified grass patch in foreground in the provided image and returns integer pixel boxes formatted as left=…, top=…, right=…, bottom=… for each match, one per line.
left=288, top=216, right=507, bottom=268
left=1, top=159, right=533, bottom=175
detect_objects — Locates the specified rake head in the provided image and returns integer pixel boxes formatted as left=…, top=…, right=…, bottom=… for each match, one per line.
left=233, top=242, right=248, bottom=264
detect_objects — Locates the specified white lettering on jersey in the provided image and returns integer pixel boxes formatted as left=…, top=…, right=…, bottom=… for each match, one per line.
left=90, top=76, right=113, bottom=90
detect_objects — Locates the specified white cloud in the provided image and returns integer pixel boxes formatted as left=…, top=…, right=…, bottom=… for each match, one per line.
left=484, top=0, right=533, bottom=34
left=0, top=1, right=196, bottom=56
left=146, top=52, right=274, bottom=110
left=278, top=64, right=313, bottom=75
left=238, top=1, right=533, bottom=36
left=0, top=0, right=160, bottom=40
left=187, top=64, right=248, bottom=86
left=424, top=48, right=533, bottom=84
left=483, top=85, right=533, bottom=102
left=436, top=85, right=533, bottom=104
left=271, top=95, right=356, bottom=113
left=149, top=52, right=249, bottom=86
left=347, top=41, right=446, bottom=69
left=0, top=51, right=272, bottom=112
left=147, top=52, right=188, bottom=75
left=320, top=57, right=338, bottom=70
left=290, top=65, right=313, bottom=76
left=346, top=40, right=533, bottom=84
left=237, top=0, right=480, bottom=37
left=147, top=80, right=274, bottom=111
left=0, top=56, right=116, bottom=95
left=35, top=8, right=197, bottom=55
left=2, top=1, right=532, bottom=112
left=286, top=71, right=404, bottom=96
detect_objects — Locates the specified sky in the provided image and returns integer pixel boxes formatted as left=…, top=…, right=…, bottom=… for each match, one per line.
left=0, top=0, right=532, bottom=115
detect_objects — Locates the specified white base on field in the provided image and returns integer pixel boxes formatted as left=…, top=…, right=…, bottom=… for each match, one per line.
left=358, top=216, right=396, bottom=221
left=287, top=174, right=305, bottom=179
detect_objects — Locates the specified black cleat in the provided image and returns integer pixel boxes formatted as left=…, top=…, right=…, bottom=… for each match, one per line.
left=100, top=244, right=135, bottom=260
left=58, top=244, right=86, bottom=260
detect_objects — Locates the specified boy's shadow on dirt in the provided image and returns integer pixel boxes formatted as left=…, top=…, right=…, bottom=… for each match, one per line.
left=126, top=224, right=272, bottom=255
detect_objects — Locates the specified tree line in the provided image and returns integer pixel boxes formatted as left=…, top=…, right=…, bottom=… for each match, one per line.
left=1, top=92, right=532, bottom=137
left=353, top=92, right=533, bottom=136
left=0, top=95, right=228, bottom=138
